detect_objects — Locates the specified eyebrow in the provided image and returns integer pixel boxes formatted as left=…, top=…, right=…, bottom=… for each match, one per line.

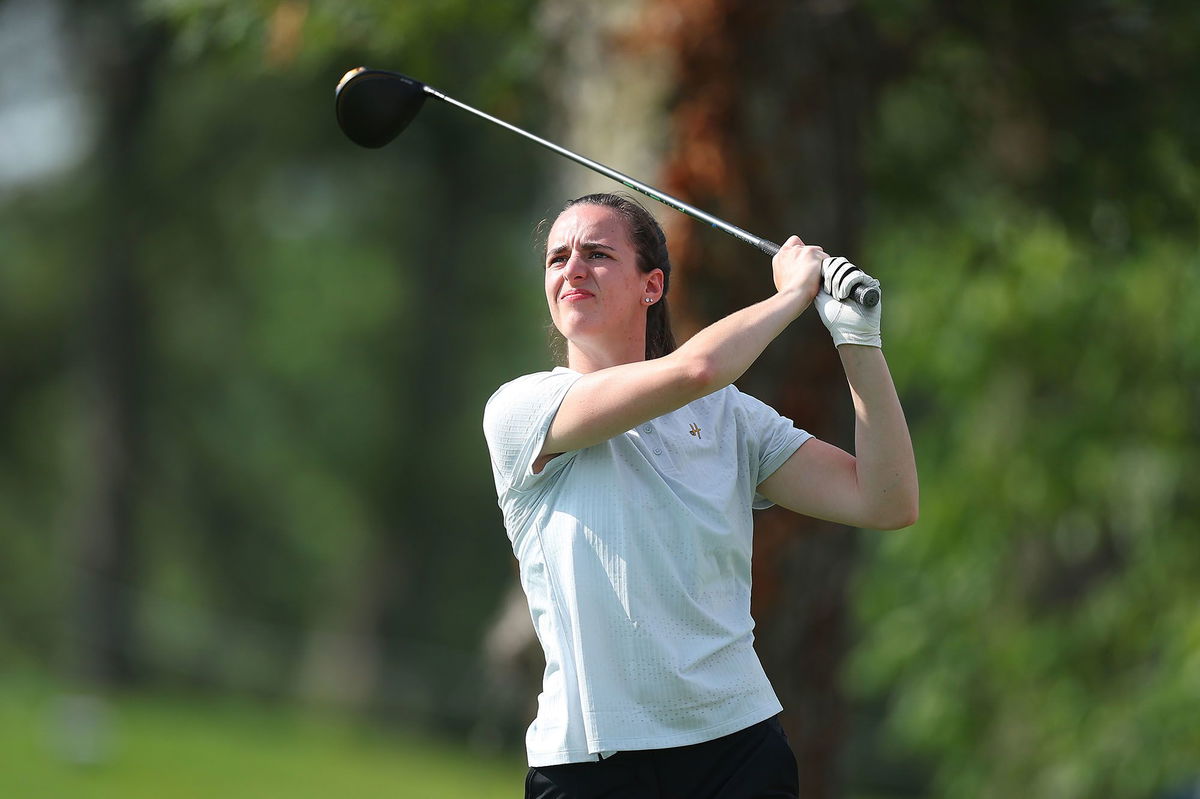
left=546, top=241, right=617, bottom=258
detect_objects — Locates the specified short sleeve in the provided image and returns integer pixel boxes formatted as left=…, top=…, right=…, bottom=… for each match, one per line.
left=733, top=389, right=812, bottom=509
left=483, top=369, right=582, bottom=493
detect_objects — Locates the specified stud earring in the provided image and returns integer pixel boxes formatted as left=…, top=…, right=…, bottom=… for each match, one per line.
left=645, top=297, right=653, bottom=304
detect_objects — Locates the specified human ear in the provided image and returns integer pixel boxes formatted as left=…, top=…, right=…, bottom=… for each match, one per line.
left=643, top=269, right=665, bottom=303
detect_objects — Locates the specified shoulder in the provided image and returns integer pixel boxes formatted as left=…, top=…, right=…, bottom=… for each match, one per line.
left=486, top=368, right=579, bottom=409
left=483, top=368, right=581, bottom=432
left=727, top=385, right=782, bottom=417
left=698, top=385, right=804, bottom=445
left=692, top=384, right=776, bottom=419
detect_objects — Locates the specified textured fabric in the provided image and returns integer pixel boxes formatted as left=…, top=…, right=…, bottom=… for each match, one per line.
left=524, top=716, right=799, bottom=799
left=483, top=368, right=811, bottom=767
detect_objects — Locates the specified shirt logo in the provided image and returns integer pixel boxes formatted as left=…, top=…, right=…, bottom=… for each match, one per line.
left=688, top=423, right=702, bottom=439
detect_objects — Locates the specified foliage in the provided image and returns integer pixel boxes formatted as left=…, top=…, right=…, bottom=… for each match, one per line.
left=0, top=0, right=549, bottom=725
left=3, top=1, right=1199, bottom=795
left=849, top=3, right=1200, bottom=796
left=856, top=201, right=1199, bottom=798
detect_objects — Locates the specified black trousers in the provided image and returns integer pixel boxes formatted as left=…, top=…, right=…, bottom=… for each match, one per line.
left=525, top=716, right=799, bottom=799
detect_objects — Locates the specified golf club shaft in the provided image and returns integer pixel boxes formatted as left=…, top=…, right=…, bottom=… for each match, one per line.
left=425, top=85, right=878, bottom=307
left=427, top=86, right=770, bottom=250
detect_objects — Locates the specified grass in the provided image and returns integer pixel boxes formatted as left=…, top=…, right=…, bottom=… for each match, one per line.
left=0, top=679, right=526, bottom=798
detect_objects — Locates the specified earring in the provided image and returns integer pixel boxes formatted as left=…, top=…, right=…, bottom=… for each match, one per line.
left=645, top=297, right=653, bottom=304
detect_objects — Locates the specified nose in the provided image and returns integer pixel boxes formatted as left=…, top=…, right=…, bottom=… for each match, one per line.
left=563, top=250, right=589, bottom=282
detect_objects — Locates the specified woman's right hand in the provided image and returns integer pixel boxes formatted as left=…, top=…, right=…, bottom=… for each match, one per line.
left=772, top=235, right=825, bottom=309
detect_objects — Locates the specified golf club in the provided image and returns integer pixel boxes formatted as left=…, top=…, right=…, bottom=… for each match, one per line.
left=334, top=67, right=880, bottom=308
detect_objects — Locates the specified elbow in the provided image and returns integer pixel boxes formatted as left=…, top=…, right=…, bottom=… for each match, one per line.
left=888, top=499, right=921, bottom=527
left=676, top=353, right=721, bottom=397
left=875, top=496, right=919, bottom=531
left=893, top=501, right=920, bottom=530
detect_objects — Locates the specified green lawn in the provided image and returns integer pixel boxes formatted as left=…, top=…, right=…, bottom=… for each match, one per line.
left=0, top=680, right=525, bottom=798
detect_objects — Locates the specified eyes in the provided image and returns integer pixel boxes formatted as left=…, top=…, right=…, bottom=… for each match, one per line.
left=545, top=250, right=612, bottom=269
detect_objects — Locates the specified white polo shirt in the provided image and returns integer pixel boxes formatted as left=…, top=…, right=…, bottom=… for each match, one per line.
left=483, top=367, right=811, bottom=767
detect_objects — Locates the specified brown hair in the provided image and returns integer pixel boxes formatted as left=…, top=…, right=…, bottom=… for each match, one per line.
left=547, top=193, right=677, bottom=361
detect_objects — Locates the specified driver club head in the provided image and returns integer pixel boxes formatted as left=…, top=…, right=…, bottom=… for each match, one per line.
left=335, top=67, right=428, bottom=148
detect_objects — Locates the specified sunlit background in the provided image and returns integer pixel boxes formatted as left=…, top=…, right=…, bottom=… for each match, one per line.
left=1, top=1, right=1197, bottom=797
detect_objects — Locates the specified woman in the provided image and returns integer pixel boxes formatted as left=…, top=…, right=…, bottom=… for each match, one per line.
left=483, top=193, right=917, bottom=799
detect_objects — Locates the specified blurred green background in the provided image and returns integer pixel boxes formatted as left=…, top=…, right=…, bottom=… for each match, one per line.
left=1, top=1, right=1196, bottom=797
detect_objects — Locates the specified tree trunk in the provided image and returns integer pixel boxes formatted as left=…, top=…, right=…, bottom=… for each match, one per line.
left=654, top=3, right=880, bottom=796
left=66, top=1, right=167, bottom=689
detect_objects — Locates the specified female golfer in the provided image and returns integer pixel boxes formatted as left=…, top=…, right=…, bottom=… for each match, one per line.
left=484, top=193, right=917, bottom=799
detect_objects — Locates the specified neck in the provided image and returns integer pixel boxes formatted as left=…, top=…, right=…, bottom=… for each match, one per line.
left=566, top=330, right=646, bottom=373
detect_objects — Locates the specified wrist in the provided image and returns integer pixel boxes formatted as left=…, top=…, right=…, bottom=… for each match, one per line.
left=836, top=341, right=882, bottom=354
left=775, top=285, right=816, bottom=316
left=832, top=331, right=882, bottom=348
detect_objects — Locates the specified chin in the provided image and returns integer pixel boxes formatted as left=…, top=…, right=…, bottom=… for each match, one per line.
left=555, top=309, right=600, bottom=337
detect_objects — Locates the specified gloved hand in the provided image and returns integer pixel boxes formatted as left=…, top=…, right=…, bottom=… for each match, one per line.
left=816, top=256, right=882, bottom=347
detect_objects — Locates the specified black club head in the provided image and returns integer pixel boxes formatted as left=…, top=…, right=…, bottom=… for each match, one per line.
left=334, top=67, right=428, bottom=148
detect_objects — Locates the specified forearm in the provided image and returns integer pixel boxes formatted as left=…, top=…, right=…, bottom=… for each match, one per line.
left=839, top=345, right=919, bottom=528
left=672, top=289, right=810, bottom=391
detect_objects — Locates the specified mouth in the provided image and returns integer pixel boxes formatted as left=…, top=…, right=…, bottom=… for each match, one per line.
left=559, top=290, right=594, bottom=302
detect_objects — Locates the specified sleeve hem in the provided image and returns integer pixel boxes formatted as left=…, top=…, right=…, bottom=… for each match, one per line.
left=507, top=373, right=583, bottom=494
left=751, top=431, right=813, bottom=510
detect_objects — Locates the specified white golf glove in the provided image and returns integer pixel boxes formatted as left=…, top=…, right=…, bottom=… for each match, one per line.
left=816, top=256, right=882, bottom=348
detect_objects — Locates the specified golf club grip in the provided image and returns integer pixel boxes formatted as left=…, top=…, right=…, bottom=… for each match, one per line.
left=759, top=241, right=880, bottom=308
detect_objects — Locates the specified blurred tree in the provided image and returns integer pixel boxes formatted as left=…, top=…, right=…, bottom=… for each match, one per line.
left=848, top=2, right=1200, bottom=797
left=1, top=0, right=551, bottom=727
left=63, top=0, right=170, bottom=688
left=650, top=3, right=886, bottom=796
left=120, top=0, right=552, bottom=722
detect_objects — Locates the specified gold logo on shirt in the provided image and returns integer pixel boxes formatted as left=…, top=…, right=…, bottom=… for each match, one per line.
left=689, top=423, right=702, bottom=439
